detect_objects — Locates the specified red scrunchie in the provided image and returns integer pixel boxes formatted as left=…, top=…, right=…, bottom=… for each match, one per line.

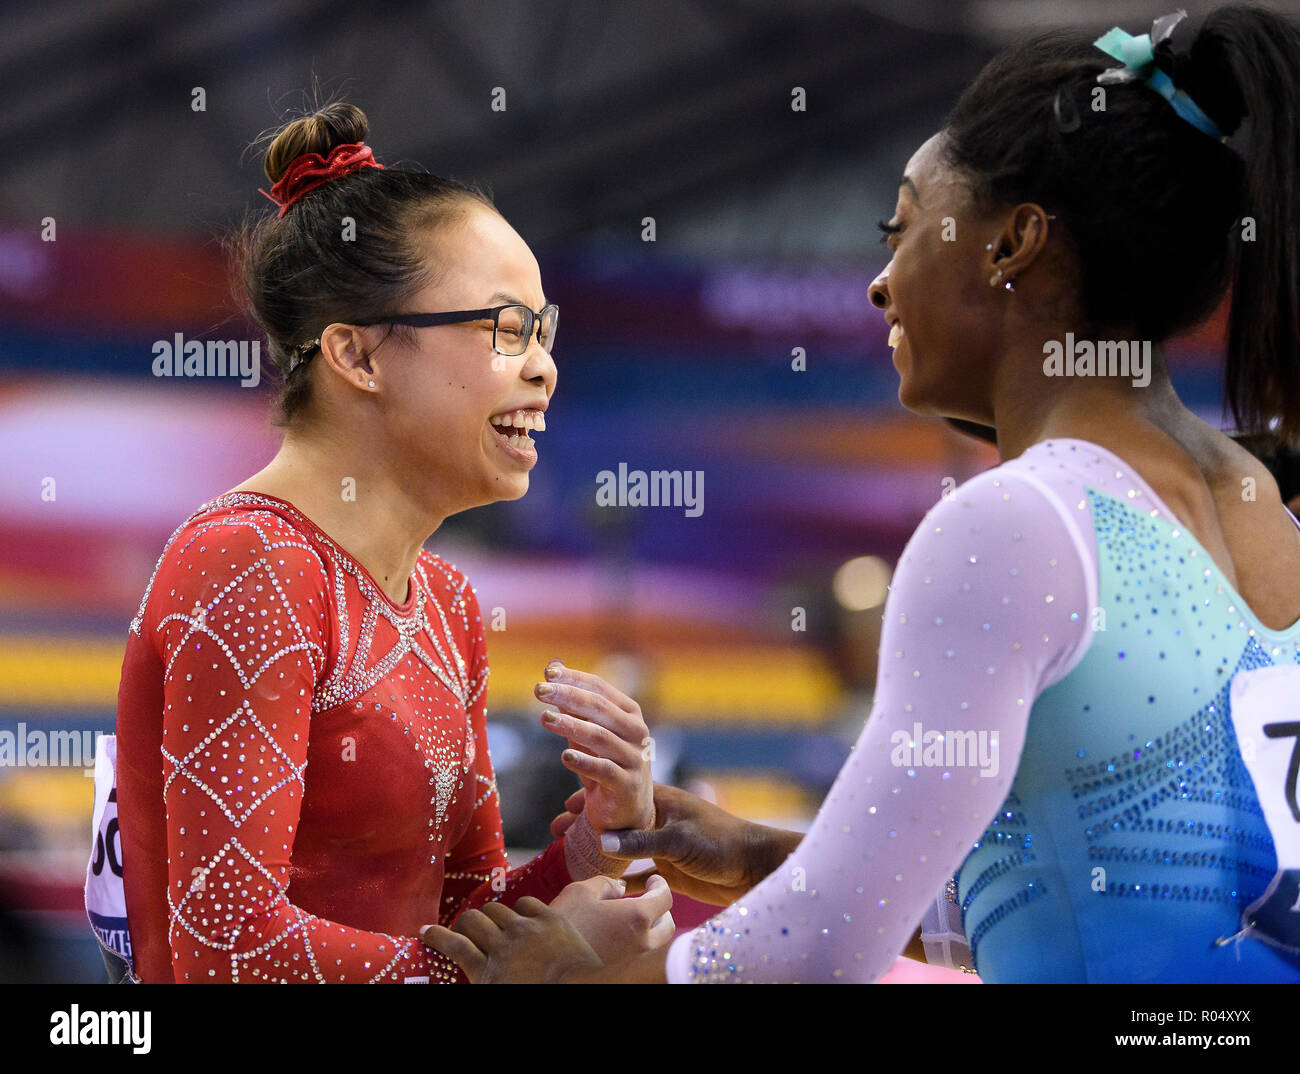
left=258, top=141, right=384, bottom=217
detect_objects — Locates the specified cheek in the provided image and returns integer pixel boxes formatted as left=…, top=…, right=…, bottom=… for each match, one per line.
left=392, top=353, right=488, bottom=425
left=897, top=242, right=979, bottom=327
left=381, top=378, right=466, bottom=459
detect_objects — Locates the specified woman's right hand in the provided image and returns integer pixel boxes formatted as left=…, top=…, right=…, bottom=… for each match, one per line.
left=551, top=782, right=805, bottom=906
left=547, top=874, right=675, bottom=964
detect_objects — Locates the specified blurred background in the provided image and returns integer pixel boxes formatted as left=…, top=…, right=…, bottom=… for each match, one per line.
left=0, top=0, right=1285, bottom=983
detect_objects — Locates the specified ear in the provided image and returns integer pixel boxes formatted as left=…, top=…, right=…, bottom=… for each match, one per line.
left=318, top=323, right=380, bottom=391
left=986, top=203, right=1053, bottom=281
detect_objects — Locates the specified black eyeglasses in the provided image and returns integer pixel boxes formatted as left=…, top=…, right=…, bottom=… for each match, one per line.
left=358, top=303, right=558, bottom=357
left=287, top=303, right=559, bottom=372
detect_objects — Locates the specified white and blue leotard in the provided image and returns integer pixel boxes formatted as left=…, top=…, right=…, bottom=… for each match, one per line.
left=666, top=438, right=1300, bottom=983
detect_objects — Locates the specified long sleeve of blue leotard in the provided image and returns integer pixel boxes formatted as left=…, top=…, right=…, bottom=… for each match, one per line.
left=666, top=465, right=1096, bottom=982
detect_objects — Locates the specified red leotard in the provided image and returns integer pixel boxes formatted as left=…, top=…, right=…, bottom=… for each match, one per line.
left=115, top=492, right=572, bottom=982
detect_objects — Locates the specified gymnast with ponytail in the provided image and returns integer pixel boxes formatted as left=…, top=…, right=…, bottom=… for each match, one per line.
left=424, top=5, right=1300, bottom=984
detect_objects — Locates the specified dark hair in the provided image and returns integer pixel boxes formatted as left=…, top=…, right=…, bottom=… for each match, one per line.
left=941, top=5, right=1300, bottom=444
left=228, top=101, right=495, bottom=423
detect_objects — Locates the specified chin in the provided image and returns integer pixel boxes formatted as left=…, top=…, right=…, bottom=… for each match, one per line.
left=488, top=472, right=531, bottom=502
left=896, top=376, right=935, bottom=416
left=896, top=365, right=961, bottom=418
left=893, top=346, right=927, bottom=414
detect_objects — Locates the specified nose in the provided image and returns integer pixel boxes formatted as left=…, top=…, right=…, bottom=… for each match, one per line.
left=868, top=263, right=891, bottom=310
left=520, top=338, right=557, bottom=395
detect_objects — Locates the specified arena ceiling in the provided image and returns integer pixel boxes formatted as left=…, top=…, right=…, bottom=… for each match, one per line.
left=3, top=0, right=1296, bottom=257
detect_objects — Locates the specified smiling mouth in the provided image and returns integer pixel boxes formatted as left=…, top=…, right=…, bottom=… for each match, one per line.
left=489, top=408, right=546, bottom=452
left=888, top=323, right=905, bottom=348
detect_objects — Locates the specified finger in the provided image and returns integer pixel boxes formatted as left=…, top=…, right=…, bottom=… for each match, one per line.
left=598, top=824, right=686, bottom=861
left=474, top=901, right=524, bottom=929
left=632, top=874, right=674, bottom=921
left=570, top=874, right=627, bottom=901
left=513, top=896, right=550, bottom=917
left=647, top=910, right=676, bottom=948
left=561, top=748, right=625, bottom=787
left=598, top=875, right=628, bottom=900
left=541, top=710, right=640, bottom=768
left=544, top=661, right=639, bottom=713
left=420, top=924, right=488, bottom=981
left=560, top=738, right=599, bottom=764
left=618, top=866, right=655, bottom=895
left=650, top=781, right=687, bottom=822
left=564, top=788, right=586, bottom=813
left=535, top=681, right=645, bottom=742
left=550, top=809, right=580, bottom=839
left=450, top=908, right=502, bottom=951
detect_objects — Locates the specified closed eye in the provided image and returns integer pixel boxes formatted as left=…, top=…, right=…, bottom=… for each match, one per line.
left=877, top=218, right=903, bottom=244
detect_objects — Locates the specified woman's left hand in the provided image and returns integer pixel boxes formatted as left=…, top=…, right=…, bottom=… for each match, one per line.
left=535, top=660, right=653, bottom=833
left=420, top=898, right=603, bottom=984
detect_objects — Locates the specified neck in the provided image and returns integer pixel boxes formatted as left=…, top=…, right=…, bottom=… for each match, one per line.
left=990, top=336, right=1187, bottom=461
left=235, top=423, right=446, bottom=605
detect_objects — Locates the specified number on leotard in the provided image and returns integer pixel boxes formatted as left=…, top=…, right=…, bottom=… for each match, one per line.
left=1229, top=666, right=1300, bottom=952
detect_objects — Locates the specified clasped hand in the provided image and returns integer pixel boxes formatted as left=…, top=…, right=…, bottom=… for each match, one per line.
left=421, top=663, right=806, bottom=981
left=535, top=659, right=654, bottom=834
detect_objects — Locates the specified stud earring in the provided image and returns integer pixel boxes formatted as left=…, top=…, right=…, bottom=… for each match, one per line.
left=368, top=380, right=376, bottom=388
left=1004, top=279, right=1015, bottom=292
left=985, top=242, right=995, bottom=251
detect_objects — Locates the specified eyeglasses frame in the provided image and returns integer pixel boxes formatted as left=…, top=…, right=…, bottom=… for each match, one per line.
left=356, top=303, right=558, bottom=357
left=287, top=303, right=558, bottom=373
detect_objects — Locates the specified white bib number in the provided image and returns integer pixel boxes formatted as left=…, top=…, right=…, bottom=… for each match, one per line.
left=1229, top=664, right=1300, bottom=954
left=84, top=734, right=135, bottom=974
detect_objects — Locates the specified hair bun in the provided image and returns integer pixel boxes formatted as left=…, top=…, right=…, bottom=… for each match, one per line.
left=264, top=102, right=371, bottom=184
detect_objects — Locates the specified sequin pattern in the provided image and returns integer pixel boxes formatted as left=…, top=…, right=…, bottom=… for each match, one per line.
left=667, top=439, right=1300, bottom=983
left=956, top=446, right=1299, bottom=983
left=116, top=493, right=573, bottom=983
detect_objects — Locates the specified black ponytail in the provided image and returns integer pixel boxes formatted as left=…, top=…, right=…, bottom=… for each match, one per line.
left=1194, top=6, right=1300, bottom=444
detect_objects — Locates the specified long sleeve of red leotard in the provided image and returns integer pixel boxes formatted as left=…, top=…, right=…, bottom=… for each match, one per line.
left=151, top=515, right=570, bottom=983
left=435, top=581, right=572, bottom=925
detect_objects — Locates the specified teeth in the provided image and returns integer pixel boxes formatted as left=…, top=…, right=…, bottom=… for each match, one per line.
left=888, top=323, right=904, bottom=348
left=491, top=409, right=546, bottom=432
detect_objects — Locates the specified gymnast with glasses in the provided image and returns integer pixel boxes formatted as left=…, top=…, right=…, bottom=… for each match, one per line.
left=105, top=102, right=673, bottom=983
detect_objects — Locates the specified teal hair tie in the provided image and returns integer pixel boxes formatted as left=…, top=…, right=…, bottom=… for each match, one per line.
left=1093, top=10, right=1227, bottom=143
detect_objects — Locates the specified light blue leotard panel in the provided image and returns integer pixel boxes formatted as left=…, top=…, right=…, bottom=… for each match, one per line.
left=961, top=451, right=1300, bottom=983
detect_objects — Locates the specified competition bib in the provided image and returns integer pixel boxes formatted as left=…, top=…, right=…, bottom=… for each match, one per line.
left=1229, top=664, right=1300, bottom=955
left=84, top=734, right=135, bottom=980
left=919, top=878, right=975, bottom=973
